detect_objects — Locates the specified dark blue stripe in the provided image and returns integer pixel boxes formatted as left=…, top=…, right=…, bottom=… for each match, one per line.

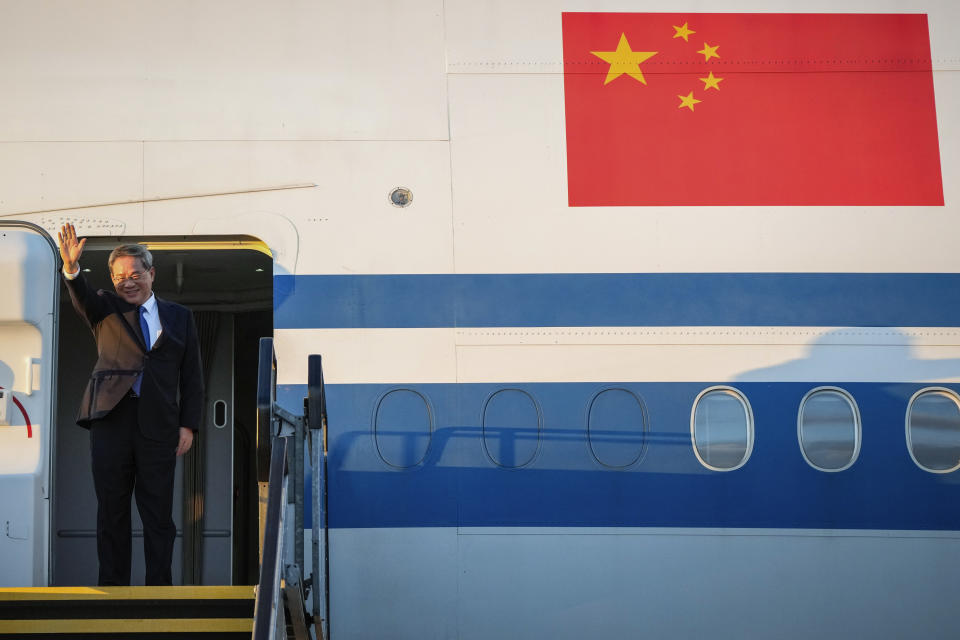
left=279, top=382, right=960, bottom=531
left=274, top=273, right=960, bottom=328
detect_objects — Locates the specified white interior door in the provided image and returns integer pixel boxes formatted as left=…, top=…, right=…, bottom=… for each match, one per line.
left=0, top=221, right=59, bottom=586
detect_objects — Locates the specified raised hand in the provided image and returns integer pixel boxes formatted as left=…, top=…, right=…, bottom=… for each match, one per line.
left=57, top=223, right=87, bottom=273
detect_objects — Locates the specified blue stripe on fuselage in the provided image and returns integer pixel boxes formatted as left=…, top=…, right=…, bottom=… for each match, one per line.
left=274, top=273, right=960, bottom=328
left=279, top=382, right=960, bottom=532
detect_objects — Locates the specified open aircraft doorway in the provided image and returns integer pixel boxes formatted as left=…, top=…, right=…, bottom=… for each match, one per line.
left=52, top=236, right=273, bottom=587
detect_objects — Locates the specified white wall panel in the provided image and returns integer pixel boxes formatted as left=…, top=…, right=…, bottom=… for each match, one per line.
left=22, top=204, right=145, bottom=241
left=275, top=328, right=456, bottom=386
left=448, top=72, right=959, bottom=274
left=455, top=527, right=960, bottom=640
left=0, top=142, right=142, bottom=220
left=457, top=343, right=960, bottom=384
left=325, top=527, right=960, bottom=640
left=329, top=528, right=459, bottom=640
left=276, top=326, right=960, bottom=384
left=445, top=0, right=960, bottom=70
left=143, top=141, right=454, bottom=274
left=0, top=0, right=447, bottom=141
left=445, top=0, right=960, bottom=274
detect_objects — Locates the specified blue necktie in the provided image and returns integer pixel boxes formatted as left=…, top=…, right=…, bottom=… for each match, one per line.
left=133, top=306, right=150, bottom=396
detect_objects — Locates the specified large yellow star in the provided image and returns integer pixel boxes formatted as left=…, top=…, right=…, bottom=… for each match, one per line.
left=672, top=22, right=695, bottom=42
left=697, top=42, right=720, bottom=61
left=678, top=92, right=701, bottom=111
left=591, top=33, right=658, bottom=86
left=700, top=71, right=723, bottom=91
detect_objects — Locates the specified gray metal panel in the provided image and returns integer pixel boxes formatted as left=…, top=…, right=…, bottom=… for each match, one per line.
left=200, top=314, right=235, bottom=585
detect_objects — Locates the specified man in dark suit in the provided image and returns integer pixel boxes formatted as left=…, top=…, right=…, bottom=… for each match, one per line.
left=58, top=223, right=203, bottom=586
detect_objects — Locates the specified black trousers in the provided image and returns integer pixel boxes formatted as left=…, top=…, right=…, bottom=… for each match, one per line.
left=89, top=393, right=177, bottom=586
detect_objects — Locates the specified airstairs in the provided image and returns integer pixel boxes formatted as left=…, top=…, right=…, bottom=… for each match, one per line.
left=0, top=338, right=327, bottom=640
left=0, top=586, right=256, bottom=637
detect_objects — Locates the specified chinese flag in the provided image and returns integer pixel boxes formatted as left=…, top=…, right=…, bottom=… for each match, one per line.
left=562, top=13, right=944, bottom=206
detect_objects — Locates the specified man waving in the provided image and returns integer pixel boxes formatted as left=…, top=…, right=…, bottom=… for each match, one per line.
left=58, top=223, right=203, bottom=586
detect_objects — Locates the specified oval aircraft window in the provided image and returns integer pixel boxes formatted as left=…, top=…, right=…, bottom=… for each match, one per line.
left=374, top=389, right=434, bottom=469
left=798, top=388, right=861, bottom=472
left=482, top=389, right=541, bottom=469
left=587, top=388, right=647, bottom=468
left=691, top=387, right=754, bottom=471
left=906, top=388, right=960, bottom=473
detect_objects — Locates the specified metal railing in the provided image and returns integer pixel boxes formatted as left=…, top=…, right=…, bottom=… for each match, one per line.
left=307, top=354, right=329, bottom=640
left=253, top=436, right=289, bottom=639
left=253, top=338, right=328, bottom=640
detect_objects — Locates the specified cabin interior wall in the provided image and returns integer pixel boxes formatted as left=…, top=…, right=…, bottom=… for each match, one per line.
left=231, top=308, right=272, bottom=585
left=192, top=312, right=234, bottom=585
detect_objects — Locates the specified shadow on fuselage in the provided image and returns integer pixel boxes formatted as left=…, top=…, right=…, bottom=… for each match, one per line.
left=299, top=326, right=960, bottom=531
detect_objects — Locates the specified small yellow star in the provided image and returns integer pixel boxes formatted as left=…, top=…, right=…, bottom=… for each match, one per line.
left=591, top=33, right=658, bottom=85
left=678, top=92, right=702, bottom=111
left=700, top=71, right=723, bottom=90
left=672, top=22, right=696, bottom=42
left=697, top=42, right=720, bottom=61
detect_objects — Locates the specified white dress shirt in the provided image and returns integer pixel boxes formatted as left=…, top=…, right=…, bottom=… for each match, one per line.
left=139, top=293, right=161, bottom=350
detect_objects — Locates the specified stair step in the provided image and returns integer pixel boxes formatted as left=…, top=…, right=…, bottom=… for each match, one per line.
left=0, top=586, right=255, bottom=638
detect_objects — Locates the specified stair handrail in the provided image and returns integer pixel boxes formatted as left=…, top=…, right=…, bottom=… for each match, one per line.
left=253, top=337, right=327, bottom=639
left=253, top=435, right=289, bottom=639
left=306, top=354, right=329, bottom=640
left=253, top=336, right=293, bottom=639
left=256, top=337, right=277, bottom=485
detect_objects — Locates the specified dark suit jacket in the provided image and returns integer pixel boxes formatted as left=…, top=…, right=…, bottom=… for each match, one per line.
left=64, top=273, right=203, bottom=442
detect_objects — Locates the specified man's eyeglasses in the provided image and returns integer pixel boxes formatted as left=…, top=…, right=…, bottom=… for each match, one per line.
left=111, top=270, right=147, bottom=284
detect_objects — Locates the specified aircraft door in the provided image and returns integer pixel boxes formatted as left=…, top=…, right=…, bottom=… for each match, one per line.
left=49, top=238, right=271, bottom=586
left=0, top=221, right=59, bottom=587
